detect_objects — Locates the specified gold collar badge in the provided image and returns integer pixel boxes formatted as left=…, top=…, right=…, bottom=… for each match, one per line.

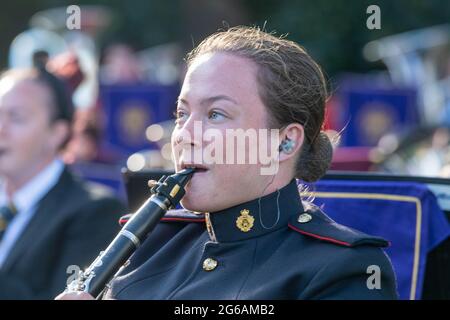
left=236, top=209, right=254, bottom=232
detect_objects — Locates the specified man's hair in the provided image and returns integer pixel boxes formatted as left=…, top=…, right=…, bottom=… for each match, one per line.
left=186, top=26, right=332, bottom=182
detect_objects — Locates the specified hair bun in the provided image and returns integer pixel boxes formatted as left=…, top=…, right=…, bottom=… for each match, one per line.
left=296, top=132, right=333, bottom=182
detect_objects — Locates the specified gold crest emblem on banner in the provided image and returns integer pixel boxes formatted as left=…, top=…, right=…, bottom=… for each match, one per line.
left=119, top=101, right=151, bottom=146
left=236, top=209, right=254, bottom=232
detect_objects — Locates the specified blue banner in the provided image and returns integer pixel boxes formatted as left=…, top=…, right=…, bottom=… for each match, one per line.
left=336, top=77, right=418, bottom=147
left=100, top=84, right=179, bottom=159
left=304, top=179, right=450, bottom=299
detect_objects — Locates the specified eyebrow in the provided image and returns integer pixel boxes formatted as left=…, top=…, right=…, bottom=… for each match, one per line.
left=177, top=95, right=238, bottom=106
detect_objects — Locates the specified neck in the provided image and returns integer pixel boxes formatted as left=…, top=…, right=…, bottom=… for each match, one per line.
left=258, top=169, right=294, bottom=198
left=4, top=157, right=56, bottom=197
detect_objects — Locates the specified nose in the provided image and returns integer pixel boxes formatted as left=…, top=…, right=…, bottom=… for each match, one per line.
left=172, top=116, right=203, bottom=149
left=171, top=116, right=205, bottom=166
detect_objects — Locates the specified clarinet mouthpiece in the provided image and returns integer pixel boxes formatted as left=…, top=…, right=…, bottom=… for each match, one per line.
left=175, top=167, right=196, bottom=186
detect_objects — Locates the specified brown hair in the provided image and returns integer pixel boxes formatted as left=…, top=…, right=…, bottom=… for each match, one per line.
left=186, top=26, right=333, bottom=182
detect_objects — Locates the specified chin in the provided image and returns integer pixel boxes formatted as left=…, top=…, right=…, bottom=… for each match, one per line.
left=180, top=196, right=216, bottom=213
left=180, top=196, right=204, bottom=212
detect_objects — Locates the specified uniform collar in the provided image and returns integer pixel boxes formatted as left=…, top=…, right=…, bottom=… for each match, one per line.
left=0, top=159, right=65, bottom=212
left=205, top=179, right=303, bottom=243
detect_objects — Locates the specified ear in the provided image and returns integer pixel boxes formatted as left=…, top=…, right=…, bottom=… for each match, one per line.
left=278, top=123, right=304, bottom=162
left=48, top=120, right=71, bottom=152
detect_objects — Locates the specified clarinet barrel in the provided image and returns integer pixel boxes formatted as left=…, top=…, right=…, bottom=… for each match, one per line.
left=67, top=168, right=195, bottom=297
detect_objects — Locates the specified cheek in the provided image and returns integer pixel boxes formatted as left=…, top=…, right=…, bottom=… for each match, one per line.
left=171, top=128, right=186, bottom=163
left=11, top=122, right=52, bottom=154
left=170, top=137, right=179, bottom=162
left=10, top=123, right=34, bottom=143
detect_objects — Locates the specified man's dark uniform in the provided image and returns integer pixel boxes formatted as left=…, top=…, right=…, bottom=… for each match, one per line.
left=105, top=179, right=398, bottom=299
left=0, top=169, right=125, bottom=299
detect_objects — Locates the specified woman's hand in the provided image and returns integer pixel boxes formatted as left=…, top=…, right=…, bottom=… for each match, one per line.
left=55, top=291, right=95, bottom=300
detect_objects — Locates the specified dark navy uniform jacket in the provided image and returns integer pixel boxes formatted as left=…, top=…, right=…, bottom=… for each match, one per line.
left=104, top=180, right=398, bottom=300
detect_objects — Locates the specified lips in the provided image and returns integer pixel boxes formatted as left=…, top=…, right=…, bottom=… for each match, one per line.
left=180, top=162, right=209, bottom=173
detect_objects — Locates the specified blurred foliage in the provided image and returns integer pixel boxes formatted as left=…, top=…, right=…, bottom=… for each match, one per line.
left=245, top=0, right=450, bottom=75
left=1, top=0, right=449, bottom=75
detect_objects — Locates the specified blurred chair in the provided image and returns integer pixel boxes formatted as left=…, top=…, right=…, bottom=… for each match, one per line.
left=69, top=162, right=127, bottom=202
left=307, top=173, right=450, bottom=300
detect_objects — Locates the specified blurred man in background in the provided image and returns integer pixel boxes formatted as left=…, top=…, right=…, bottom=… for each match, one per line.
left=0, top=64, right=125, bottom=299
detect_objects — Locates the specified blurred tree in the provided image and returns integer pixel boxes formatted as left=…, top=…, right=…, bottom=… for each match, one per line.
left=245, top=0, right=450, bottom=75
left=1, top=0, right=449, bottom=76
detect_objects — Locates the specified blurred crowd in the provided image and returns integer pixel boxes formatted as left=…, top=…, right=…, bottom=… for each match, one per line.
left=0, top=3, right=449, bottom=299
left=3, top=6, right=450, bottom=179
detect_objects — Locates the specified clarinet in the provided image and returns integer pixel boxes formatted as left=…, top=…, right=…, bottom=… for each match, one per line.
left=66, top=168, right=195, bottom=298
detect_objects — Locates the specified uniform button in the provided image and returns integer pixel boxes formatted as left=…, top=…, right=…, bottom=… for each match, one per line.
left=298, top=213, right=312, bottom=223
left=203, top=258, right=218, bottom=271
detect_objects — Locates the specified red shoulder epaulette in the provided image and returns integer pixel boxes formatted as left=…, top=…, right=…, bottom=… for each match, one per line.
left=288, top=203, right=390, bottom=248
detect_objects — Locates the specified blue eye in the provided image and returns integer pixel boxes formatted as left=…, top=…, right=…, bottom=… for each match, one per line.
left=209, top=111, right=225, bottom=121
